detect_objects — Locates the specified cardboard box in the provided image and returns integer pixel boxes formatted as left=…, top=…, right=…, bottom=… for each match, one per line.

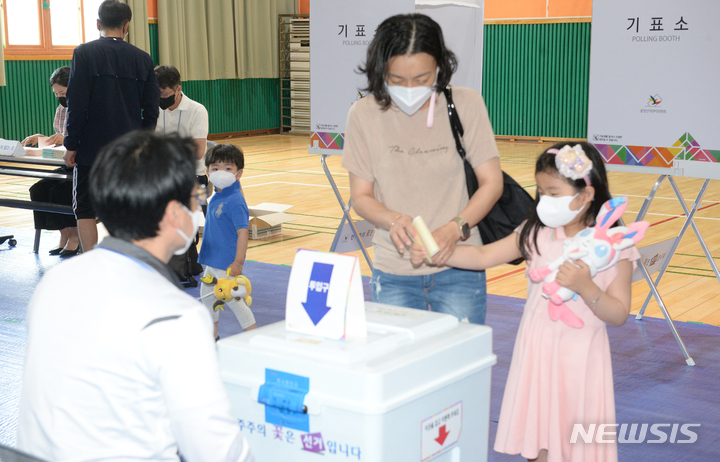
left=248, top=203, right=295, bottom=239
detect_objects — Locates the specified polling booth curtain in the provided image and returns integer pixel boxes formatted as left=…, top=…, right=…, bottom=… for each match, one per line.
left=234, top=0, right=296, bottom=79
left=157, top=0, right=296, bottom=81
left=122, top=0, right=151, bottom=54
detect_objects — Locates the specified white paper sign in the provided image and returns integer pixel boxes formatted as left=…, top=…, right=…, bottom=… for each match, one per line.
left=0, top=139, right=26, bottom=157
left=632, top=237, right=678, bottom=283
left=421, top=401, right=462, bottom=461
left=333, top=219, right=374, bottom=253
left=286, top=249, right=367, bottom=340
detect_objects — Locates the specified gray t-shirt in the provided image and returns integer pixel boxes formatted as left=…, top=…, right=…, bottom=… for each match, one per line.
left=342, top=86, right=499, bottom=275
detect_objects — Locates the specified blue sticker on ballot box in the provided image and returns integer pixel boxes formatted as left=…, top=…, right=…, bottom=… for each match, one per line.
left=258, top=369, right=310, bottom=432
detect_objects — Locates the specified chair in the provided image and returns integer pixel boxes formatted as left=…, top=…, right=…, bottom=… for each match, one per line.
left=0, top=235, right=17, bottom=248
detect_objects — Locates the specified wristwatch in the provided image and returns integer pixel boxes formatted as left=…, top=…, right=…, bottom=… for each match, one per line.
left=451, top=216, right=470, bottom=241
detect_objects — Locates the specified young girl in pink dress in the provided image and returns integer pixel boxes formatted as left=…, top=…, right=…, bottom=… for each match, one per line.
left=412, top=142, right=641, bottom=462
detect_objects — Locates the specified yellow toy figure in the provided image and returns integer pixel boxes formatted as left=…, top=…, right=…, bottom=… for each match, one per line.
left=200, top=269, right=252, bottom=312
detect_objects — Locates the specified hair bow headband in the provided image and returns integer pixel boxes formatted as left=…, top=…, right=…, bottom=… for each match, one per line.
left=548, top=144, right=593, bottom=186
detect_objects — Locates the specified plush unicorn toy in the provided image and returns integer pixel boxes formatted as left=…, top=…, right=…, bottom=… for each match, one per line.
left=528, top=196, right=649, bottom=328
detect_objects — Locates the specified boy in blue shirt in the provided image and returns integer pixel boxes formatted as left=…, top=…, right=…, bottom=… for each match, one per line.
left=199, top=144, right=256, bottom=339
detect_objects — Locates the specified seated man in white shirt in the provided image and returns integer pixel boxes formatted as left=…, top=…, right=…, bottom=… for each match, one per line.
left=17, top=131, right=253, bottom=462
left=155, top=65, right=209, bottom=191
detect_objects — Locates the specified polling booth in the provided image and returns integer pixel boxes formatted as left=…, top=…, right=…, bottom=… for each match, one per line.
left=218, top=250, right=496, bottom=461
left=588, top=0, right=720, bottom=365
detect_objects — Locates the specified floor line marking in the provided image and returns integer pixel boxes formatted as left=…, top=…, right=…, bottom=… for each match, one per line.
left=242, top=181, right=349, bottom=189
left=248, top=232, right=318, bottom=249
left=487, top=267, right=526, bottom=283
left=243, top=169, right=346, bottom=179
left=676, top=253, right=720, bottom=261
left=524, top=186, right=719, bottom=204
left=649, top=202, right=720, bottom=227
left=667, top=265, right=716, bottom=273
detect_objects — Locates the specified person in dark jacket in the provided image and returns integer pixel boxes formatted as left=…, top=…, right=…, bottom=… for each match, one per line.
left=63, top=0, right=160, bottom=251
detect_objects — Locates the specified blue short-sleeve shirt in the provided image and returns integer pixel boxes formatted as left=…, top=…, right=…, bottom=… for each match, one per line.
left=198, top=182, right=249, bottom=270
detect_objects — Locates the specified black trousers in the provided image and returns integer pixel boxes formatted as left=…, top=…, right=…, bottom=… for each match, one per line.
left=198, top=174, right=209, bottom=216
left=29, top=168, right=76, bottom=230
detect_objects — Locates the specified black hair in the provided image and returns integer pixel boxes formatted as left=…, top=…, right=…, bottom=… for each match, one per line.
left=98, top=0, right=132, bottom=30
left=90, top=131, right=197, bottom=241
left=49, top=66, right=70, bottom=88
left=359, top=13, right=457, bottom=110
left=204, top=144, right=245, bottom=170
left=155, top=65, right=181, bottom=90
left=518, top=141, right=612, bottom=260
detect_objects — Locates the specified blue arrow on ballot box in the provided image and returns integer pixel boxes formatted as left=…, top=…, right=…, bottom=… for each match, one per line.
left=302, top=262, right=334, bottom=325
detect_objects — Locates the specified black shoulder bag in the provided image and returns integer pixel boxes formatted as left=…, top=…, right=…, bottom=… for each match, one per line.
left=444, top=86, right=533, bottom=265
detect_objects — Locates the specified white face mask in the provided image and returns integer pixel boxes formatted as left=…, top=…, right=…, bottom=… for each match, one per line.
left=209, top=170, right=237, bottom=190
left=174, top=205, right=203, bottom=255
left=387, top=85, right=434, bottom=116
left=536, top=193, right=586, bottom=229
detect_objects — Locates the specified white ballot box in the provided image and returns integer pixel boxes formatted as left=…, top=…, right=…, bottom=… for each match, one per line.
left=218, top=302, right=496, bottom=462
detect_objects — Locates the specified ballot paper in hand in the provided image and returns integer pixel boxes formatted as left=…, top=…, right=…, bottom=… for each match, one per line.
left=410, top=216, right=440, bottom=264
left=37, top=136, right=56, bottom=148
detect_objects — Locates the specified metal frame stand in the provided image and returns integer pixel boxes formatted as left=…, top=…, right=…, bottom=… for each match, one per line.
left=321, top=155, right=373, bottom=270
left=631, top=174, right=720, bottom=366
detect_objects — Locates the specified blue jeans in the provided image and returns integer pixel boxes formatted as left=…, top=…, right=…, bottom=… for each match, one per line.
left=370, top=267, right=487, bottom=324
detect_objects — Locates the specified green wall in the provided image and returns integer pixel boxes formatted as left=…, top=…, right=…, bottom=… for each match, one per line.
left=182, top=78, right=279, bottom=135
left=0, top=60, right=72, bottom=141
left=1, top=22, right=592, bottom=142
left=149, top=22, right=160, bottom=67
left=482, top=22, right=591, bottom=139
left=0, top=23, right=279, bottom=141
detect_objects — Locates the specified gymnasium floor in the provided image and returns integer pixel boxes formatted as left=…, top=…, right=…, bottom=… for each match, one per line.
left=1, top=135, right=719, bottom=458
left=3, top=135, right=719, bottom=324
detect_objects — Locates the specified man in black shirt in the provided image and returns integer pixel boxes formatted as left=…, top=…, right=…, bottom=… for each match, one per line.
left=64, top=0, right=160, bottom=251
